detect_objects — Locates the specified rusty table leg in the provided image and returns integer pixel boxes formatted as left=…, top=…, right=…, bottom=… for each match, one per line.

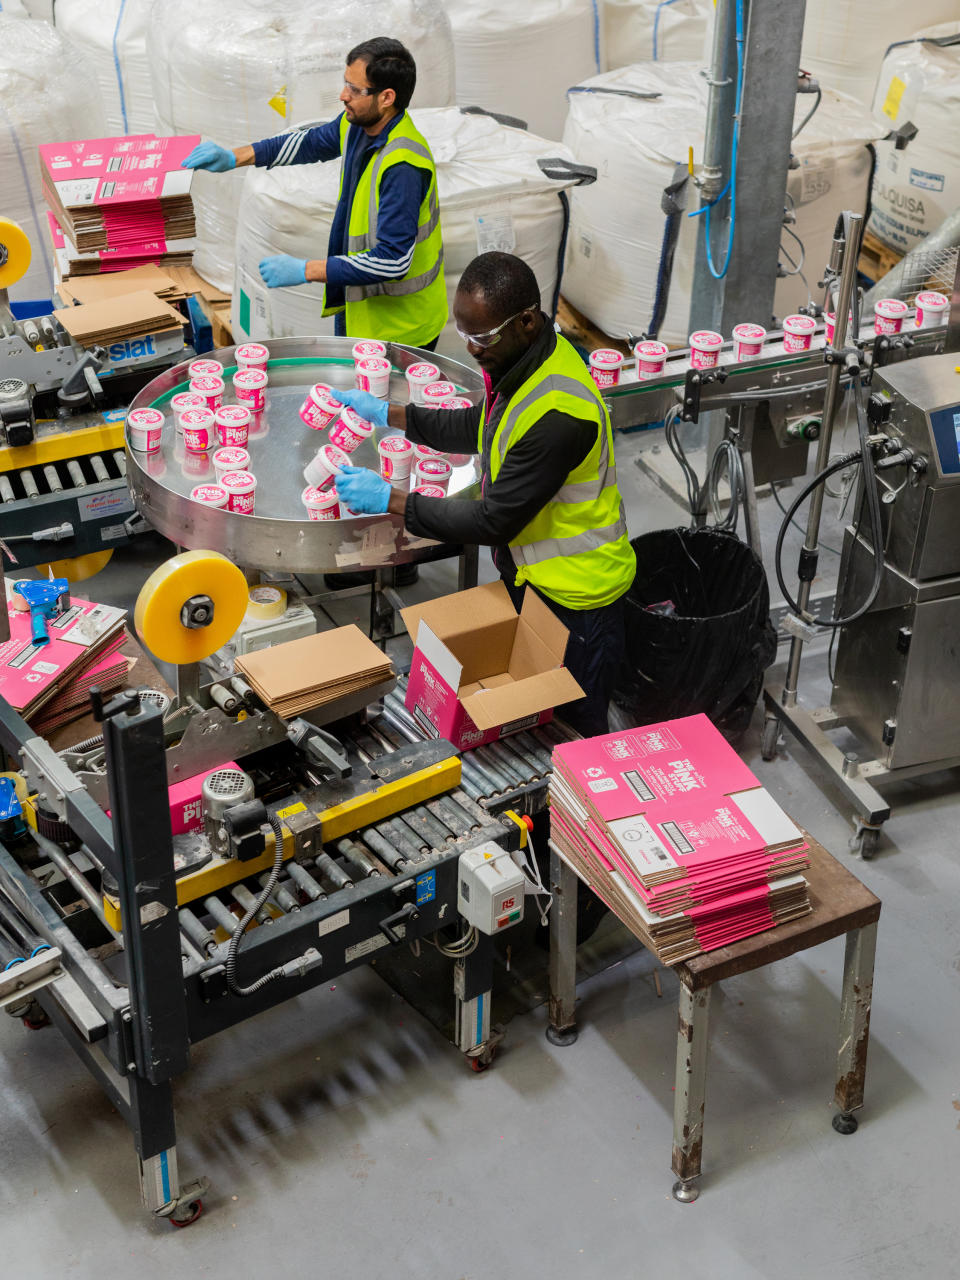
left=671, top=979, right=712, bottom=1202
left=832, top=921, right=878, bottom=1133
left=546, top=843, right=579, bottom=1046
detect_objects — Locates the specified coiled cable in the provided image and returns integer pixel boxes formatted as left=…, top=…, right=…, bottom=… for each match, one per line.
left=225, top=815, right=286, bottom=998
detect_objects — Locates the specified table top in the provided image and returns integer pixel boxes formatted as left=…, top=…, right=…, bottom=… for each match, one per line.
left=675, top=836, right=882, bottom=990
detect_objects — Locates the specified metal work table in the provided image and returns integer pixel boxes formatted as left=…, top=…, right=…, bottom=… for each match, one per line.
left=546, top=834, right=881, bottom=1201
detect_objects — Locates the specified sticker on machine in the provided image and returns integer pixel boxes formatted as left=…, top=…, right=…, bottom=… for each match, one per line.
left=77, top=490, right=134, bottom=522
left=607, top=815, right=678, bottom=872
left=345, top=926, right=406, bottom=963
left=317, top=908, right=350, bottom=939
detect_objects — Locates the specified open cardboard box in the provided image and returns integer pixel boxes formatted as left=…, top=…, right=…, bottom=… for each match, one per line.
left=401, top=582, right=584, bottom=750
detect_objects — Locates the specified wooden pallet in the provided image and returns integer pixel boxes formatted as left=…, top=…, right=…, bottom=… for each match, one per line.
left=859, top=229, right=903, bottom=285
left=556, top=294, right=632, bottom=357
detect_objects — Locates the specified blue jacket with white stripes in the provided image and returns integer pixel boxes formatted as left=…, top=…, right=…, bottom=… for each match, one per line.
left=252, top=111, right=431, bottom=311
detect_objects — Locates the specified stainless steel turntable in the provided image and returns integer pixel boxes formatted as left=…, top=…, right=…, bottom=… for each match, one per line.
left=126, top=336, right=484, bottom=573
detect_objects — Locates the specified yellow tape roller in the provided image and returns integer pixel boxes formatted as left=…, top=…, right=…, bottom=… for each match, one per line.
left=135, top=550, right=248, bottom=664
left=0, top=218, right=32, bottom=290
left=246, top=584, right=287, bottom=620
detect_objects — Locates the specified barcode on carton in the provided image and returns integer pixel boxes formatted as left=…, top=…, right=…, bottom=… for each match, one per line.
left=622, top=769, right=655, bottom=803
left=660, top=820, right=694, bottom=856
left=7, top=642, right=40, bottom=670
left=499, top=713, right=540, bottom=737
left=412, top=704, right=439, bottom=738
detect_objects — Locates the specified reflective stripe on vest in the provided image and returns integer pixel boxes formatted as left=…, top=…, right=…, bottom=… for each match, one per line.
left=493, top=374, right=601, bottom=471
left=511, top=511, right=630, bottom=567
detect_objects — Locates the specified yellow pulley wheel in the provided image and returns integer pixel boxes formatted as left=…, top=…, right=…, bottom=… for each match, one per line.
left=37, top=550, right=114, bottom=583
left=134, top=550, right=248, bottom=664
left=0, top=218, right=32, bottom=290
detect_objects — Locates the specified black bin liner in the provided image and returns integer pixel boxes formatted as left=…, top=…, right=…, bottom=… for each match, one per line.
left=612, top=527, right=777, bottom=742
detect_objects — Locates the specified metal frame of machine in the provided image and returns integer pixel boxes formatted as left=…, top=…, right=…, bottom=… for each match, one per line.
left=0, top=681, right=532, bottom=1224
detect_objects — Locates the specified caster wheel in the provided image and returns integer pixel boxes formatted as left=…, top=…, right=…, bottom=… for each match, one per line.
left=832, top=1112, right=858, bottom=1135
left=849, top=823, right=881, bottom=860
left=672, top=1178, right=700, bottom=1203
left=760, top=717, right=781, bottom=762
left=169, top=1199, right=203, bottom=1227
left=468, top=1055, right=489, bottom=1073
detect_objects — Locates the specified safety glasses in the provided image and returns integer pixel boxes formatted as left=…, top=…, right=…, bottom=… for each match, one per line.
left=456, top=307, right=533, bottom=349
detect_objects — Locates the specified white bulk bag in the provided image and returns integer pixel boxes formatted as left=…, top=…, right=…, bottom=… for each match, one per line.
left=868, top=22, right=960, bottom=254
left=446, top=0, right=600, bottom=141
left=561, top=63, right=879, bottom=342
left=56, top=0, right=156, bottom=136
left=149, top=0, right=457, bottom=292
left=801, top=0, right=959, bottom=107
left=0, top=17, right=106, bottom=301
left=601, top=0, right=713, bottom=70
left=232, top=107, right=580, bottom=356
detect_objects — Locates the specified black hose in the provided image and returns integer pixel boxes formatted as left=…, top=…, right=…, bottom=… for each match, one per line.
left=774, top=372, right=886, bottom=628
left=225, top=816, right=286, bottom=998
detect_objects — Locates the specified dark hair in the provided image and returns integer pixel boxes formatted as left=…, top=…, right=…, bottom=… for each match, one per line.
left=347, top=37, right=417, bottom=113
left=457, top=252, right=540, bottom=319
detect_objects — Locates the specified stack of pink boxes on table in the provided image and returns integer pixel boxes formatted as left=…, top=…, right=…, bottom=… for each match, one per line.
left=549, top=714, right=811, bottom=964
left=40, top=134, right=198, bottom=277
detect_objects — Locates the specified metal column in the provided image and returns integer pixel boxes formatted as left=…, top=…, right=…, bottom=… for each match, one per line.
left=546, top=844, right=579, bottom=1046
left=671, top=981, right=712, bottom=1202
left=833, top=922, right=878, bottom=1128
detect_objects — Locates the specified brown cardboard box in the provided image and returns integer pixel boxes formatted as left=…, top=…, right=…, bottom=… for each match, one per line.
left=401, top=582, right=584, bottom=749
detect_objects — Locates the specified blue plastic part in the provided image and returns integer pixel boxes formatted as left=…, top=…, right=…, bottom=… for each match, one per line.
left=10, top=300, right=54, bottom=321
left=186, top=295, right=214, bottom=354
left=13, top=577, right=70, bottom=648
left=0, top=778, right=22, bottom=822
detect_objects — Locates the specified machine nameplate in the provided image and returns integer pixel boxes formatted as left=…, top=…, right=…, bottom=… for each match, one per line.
left=317, top=909, right=350, bottom=938
left=77, top=490, right=134, bottom=522
left=345, top=927, right=406, bottom=962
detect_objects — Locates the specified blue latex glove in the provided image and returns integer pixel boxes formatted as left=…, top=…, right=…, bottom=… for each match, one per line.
left=259, top=254, right=308, bottom=288
left=335, top=386, right=390, bottom=428
left=181, top=141, right=236, bottom=172
left=335, top=465, right=391, bottom=514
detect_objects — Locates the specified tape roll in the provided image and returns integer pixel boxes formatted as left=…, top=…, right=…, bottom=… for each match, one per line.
left=245, top=585, right=287, bottom=620
left=0, top=218, right=32, bottom=290
left=134, top=550, right=248, bottom=664
left=37, top=551, right=114, bottom=583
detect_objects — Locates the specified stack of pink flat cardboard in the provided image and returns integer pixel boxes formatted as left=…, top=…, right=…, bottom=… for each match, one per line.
left=47, top=211, right=196, bottom=278
left=0, top=586, right=128, bottom=728
left=549, top=715, right=811, bottom=964
left=39, top=134, right=198, bottom=259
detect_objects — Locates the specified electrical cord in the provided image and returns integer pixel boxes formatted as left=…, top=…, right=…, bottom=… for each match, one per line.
left=225, top=815, right=287, bottom=998
left=770, top=479, right=841, bottom=555
left=664, top=404, right=701, bottom=516
left=773, top=369, right=885, bottom=628
left=428, top=925, right=479, bottom=958
left=792, top=86, right=822, bottom=139
left=706, top=438, right=745, bottom=537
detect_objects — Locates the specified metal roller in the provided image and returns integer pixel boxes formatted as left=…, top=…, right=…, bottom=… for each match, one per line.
left=43, top=465, right=63, bottom=494
left=179, top=907, right=217, bottom=956
left=380, top=706, right=419, bottom=744
left=335, top=838, right=382, bottom=878
left=0, top=476, right=15, bottom=503
left=231, top=883, right=272, bottom=925
left=203, top=894, right=240, bottom=936
left=406, top=806, right=452, bottom=849
left=287, top=861, right=325, bottom=902
left=66, top=460, right=86, bottom=489
left=426, top=796, right=474, bottom=839
left=90, top=455, right=110, bottom=484
left=375, top=819, right=423, bottom=863
left=515, top=731, right=554, bottom=771
left=361, top=826, right=409, bottom=871
left=314, top=853, right=352, bottom=892
left=489, top=740, right=536, bottom=784
left=113, top=450, right=127, bottom=477
left=20, top=469, right=38, bottom=499
left=259, top=873, right=300, bottom=914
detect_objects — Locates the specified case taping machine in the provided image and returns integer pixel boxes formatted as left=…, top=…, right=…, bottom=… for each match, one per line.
left=0, top=549, right=537, bottom=1224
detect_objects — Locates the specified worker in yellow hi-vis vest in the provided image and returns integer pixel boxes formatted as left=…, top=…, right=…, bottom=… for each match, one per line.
left=182, top=37, right=447, bottom=350
left=336, top=252, right=637, bottom=738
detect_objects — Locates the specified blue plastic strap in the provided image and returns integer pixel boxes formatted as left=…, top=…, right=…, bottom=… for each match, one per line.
left=112, top=0, right=130, bottom=135
left=652, top=0, right=682, bottom=61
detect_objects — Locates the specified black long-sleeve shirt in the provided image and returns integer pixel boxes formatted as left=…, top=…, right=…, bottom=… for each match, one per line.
left=403, top=320, right=596, bottom=560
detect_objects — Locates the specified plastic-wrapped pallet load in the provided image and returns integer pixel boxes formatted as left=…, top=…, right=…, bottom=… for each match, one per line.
left=868, top=22, right=960, bottom=256
left=56, top=0, right=156, bottom=136
left=446, top=0, right=600, bottom=140
left=561, top=63, right=879, bottom=343
left=801, top=0, right=959, bottom=108
left=149, top=0, right=456, bottom=292
left=601, top=0, right=713, bottom=70
left=0, top=17, right=106, bottom=302
left=232, top=107, right=581, bottom=355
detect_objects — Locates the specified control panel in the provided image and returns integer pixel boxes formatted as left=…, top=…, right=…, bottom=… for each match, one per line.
left=457, top=842, right=525, bottom=934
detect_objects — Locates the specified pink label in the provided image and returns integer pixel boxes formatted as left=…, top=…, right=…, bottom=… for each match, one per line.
left=227, top=491, right=255, bottom=515
left=328, top=418, right=368, bottom=453
left=379, top=435, right=413, bottom=481
left=221, top=471, right=256, bottom=514
left=414, top=484, right=446, bottom=498
left=380, top=435, right=412, bottom=454
left=782, top=331, right=813, bottom=352
left=183, top=425, right=213, bottom=452
left=299, top=388, right=341, bottom=430
left=190, top=484, right=228, bottom=507
left=419, top=458, right=452, bottom=477
left=188, top=359, right=222, bottom=379
left=129, top=425, right=162, bottom=452
left=689, top=330, right=723, bottom=350
left=422, top=381, right=457, bottom=404
left=353, top=340, right=387, bottom=360
left=636, top=341, right=668, bottom=374
left=590, top=348, right=623, bottom=367
left=214, top=447, right=249, bottom=473
left=407, top=363, right=439, bottom=381
left=306, top=445, right=348, bottom=491
left=190, top=377, right=223, bottom=410
left=235, top=343, right=269, bottom=367
left=690, top=346, right=720, bottom=369
left=236, top=383, right=265, bottom=412
left=234, top=368, right=268, bottom=388
left=171, top=392, right=205, bottom=416
left=590, top=366, right=620, bottom=388
left=128, top=407, right=164, bottom=428
left=302, top=487, right=340, bottom=520
left=440, top=397, right=473, bottom=410
left=218, top=422, right=249, bottom=447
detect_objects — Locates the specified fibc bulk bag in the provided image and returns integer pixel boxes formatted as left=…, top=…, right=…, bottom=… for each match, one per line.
left=868, top=22, right=960, bottom=255
left=561, top=63, right=879, bottom=342
left=232, top=107, right=581, bottom=356
left=56, top=0, right=156, bottom=137
left=446, top=0, right=600, bottom=140
left=601, top=0, right=713, bottom=70
left=149, top=0, right=456, bottom=291
left=0, top=17, right=106, bottom=301
left=800, top=0, right=959, bottom=107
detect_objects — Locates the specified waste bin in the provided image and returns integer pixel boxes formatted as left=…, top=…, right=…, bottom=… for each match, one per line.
left=612, top=527, right=777, bottom=742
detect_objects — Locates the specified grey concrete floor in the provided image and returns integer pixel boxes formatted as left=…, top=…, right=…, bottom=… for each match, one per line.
left=2, top=426, right=960, bottom=1278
